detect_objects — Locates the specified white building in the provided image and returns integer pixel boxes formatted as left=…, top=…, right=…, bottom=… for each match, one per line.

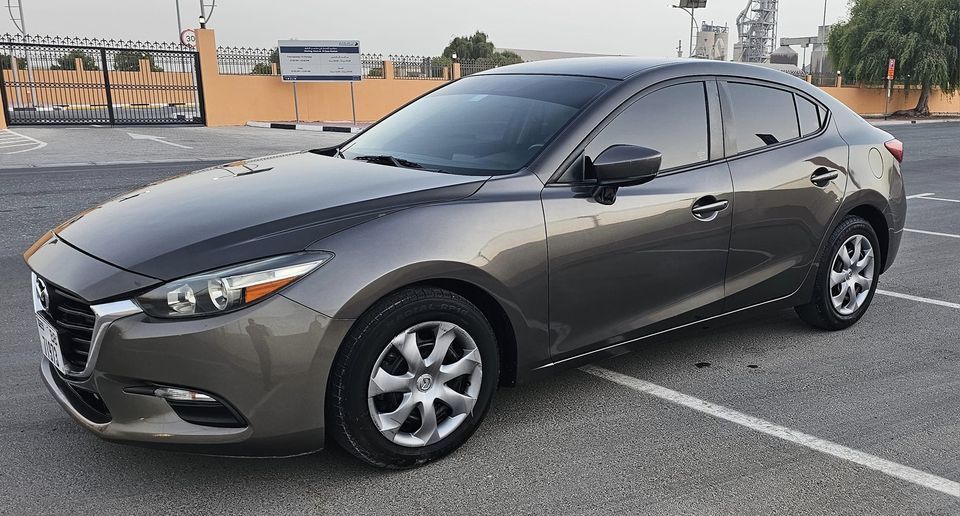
left=694, top=23, right=729, bottom=61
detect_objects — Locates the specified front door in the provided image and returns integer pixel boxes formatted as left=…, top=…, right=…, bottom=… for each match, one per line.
left=543, top=80, right=734, bottom=361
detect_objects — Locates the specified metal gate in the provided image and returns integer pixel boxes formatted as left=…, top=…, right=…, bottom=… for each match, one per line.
left=1, top=35, right=205, bottom=125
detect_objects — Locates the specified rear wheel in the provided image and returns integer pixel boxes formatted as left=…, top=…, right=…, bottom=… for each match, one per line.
left=796, top=215, right=880, bottom=330
left=327, top=287, right=499, bottom=468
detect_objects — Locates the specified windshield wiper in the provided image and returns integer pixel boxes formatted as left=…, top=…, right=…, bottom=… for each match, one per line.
left=353, top=154, right=423, bottom=168
left=353, top=154, right=445, bottom=172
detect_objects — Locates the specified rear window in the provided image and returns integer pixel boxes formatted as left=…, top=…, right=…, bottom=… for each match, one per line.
left=727, top=82, right=801, bottom=153
left=341, top=75, right=613, bottom=175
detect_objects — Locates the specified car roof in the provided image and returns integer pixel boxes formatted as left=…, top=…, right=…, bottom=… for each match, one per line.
left=476, top=57, right=679, bottom=80
left=476, top=56, right=803, bottom=83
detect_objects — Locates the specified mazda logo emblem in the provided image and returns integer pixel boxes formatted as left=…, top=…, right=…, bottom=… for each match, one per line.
left=35, top=277, right=50, bottom=312
left=416, top=374, right=434, bottom=392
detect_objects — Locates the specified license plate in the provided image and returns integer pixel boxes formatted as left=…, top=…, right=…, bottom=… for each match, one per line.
left=37, top=314, right=68, bottom=375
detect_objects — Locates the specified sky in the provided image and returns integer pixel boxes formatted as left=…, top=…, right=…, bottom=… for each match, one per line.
left=4, top=1, right=849, bottom=61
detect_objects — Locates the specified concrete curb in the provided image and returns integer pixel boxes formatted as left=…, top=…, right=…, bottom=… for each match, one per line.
left=0, top=157, right=243, bottom=171
left=246, top=121, right=365, bottom=133
left=867, top=118, right=960, bottom=127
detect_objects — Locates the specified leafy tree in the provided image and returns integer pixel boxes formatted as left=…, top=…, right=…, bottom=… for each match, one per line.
left=51, top=50, right=100, bottom=71
left=829, top=0, right=960, bottom=116
left=441, top=31, right=523, bottom=66
left=252, top=48, right=279, bottom=75
left=0, top=54, right=27, bottom=70
left=113, top=51, right=164, bottom=72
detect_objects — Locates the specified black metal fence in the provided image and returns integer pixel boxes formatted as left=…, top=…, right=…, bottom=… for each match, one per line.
left=216, top=48, right=388, bottom=80
left=362, top=54, right=385, bottom=79
left=217, top=46, right=276, bottom=75
left=1, top=34, right=203, bottom=125
left=459, top=58, right=501, bottom=77
left=210, top=48, right=505, bottom=80
left=810, top=73, right=839, bottom=88
left=391, top=55, right=450, bottom=80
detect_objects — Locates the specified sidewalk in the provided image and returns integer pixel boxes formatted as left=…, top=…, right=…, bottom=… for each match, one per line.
left=866, top=116, right=960, bottom=127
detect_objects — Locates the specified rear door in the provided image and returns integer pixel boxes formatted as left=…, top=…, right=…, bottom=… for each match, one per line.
left=719, top=80, right=848, bottom=310
left=542, top=80, right=734, bottom=360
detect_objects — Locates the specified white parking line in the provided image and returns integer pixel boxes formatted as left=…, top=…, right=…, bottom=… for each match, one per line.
left=581, top=366, right=960, bottom=498
left=904, top=228, right=960, bottom=239
left=907, top=193, right=960, bottom=203
left=876, top=289, right=960, bottom=309
left=0, top=129, right=47, bottom=155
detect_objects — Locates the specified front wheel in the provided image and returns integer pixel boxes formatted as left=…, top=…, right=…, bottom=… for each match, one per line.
left=796, top=215, right=881, bottom=330
left=327, top=287, right=499, bottom=468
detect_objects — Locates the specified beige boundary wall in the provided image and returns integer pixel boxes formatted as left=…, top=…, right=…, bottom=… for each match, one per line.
left=196, top=29, right=451, bottom=126
left=2, top=30, right=958, bottom=131
left=820, top=84, right=959, bottom=116
left=194, top=28, right=959, bottom=126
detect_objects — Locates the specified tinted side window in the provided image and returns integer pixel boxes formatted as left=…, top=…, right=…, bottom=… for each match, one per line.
left=796, top=95, right=822, bottom=136
left=727, top=83, right=800, bottom=153
left=587, top=82, right=709, bottom=171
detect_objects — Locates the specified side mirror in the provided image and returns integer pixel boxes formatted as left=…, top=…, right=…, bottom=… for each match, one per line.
left=592, top=145, right=662, bottom=187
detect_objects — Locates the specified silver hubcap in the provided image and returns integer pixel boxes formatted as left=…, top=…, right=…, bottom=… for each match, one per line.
left=367, top=321, right=483, bottom=448
left=829, top=234, right=875, bottom=316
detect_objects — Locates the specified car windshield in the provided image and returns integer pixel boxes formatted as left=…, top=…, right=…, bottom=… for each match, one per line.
left=340, top=74, right=612, bottom=176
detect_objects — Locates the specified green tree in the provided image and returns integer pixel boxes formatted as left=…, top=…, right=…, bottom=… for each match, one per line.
left=0, top=54, right=27, bottom=70
left=51, top=50, right=100, bottom=71
left=113, top=50, right=164, bottom=72
left=829, top=0, right=960, bottom=116
left=441, top=31, right=523, bottom=65
left=252, top=48, right=279, bottom=75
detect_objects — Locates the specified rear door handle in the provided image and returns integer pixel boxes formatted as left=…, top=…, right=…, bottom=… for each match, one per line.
left=811, top=169, right=840, bottom=186
left=691, top=197, right=729, bottom=220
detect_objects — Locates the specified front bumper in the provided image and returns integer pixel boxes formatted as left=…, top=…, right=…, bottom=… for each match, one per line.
left=39, top=292, right=353, bottom=456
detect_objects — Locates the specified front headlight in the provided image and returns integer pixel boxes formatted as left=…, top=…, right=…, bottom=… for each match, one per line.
left=136, top=252, right=333, bottom=318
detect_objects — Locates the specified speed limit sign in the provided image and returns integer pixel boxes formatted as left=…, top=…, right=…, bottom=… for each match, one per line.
left=180, top=29, right=197, bottom=47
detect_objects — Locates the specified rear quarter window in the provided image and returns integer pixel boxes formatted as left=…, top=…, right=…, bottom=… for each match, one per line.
left=796, top=95, right=824, bottom=136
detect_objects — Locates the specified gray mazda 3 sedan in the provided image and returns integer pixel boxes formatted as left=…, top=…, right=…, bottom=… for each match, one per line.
left=25, top=58, right=906, bottom=468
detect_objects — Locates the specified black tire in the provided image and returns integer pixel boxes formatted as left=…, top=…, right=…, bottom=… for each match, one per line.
left=796, top=215, right=881, bottom=330
left=327, top=286, right=499, bottom=469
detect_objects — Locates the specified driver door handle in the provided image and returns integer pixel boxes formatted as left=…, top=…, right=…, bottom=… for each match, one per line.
left=811, top=169, right=840, bottom=186
left=691, top=198, right=729, bottom=219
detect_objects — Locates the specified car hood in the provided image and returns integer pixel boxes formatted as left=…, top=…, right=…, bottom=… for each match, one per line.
left=54, top=151, right=487, bottom=280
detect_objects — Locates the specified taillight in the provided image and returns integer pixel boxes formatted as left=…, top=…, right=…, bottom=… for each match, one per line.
left=885, top=139, right=904, bottom=163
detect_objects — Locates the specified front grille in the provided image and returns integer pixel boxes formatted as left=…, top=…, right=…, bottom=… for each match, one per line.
left=45, top=284, right=96, bottom=370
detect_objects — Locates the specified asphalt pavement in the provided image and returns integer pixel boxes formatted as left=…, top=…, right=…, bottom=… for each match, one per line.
left=0, top=125, right=345, bottom=168
left=0, top=123, right=957, bottom=514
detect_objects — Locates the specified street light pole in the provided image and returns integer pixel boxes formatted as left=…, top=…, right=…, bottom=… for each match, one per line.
left=176, top=0, right=183, bottom=39
left=672, top=1, right=707, bottom=58
left=6, top=0, right=37, bottom=107
left=672, top=6, right=698, bottom=57
left=818, top=0, right=828, bottom=81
